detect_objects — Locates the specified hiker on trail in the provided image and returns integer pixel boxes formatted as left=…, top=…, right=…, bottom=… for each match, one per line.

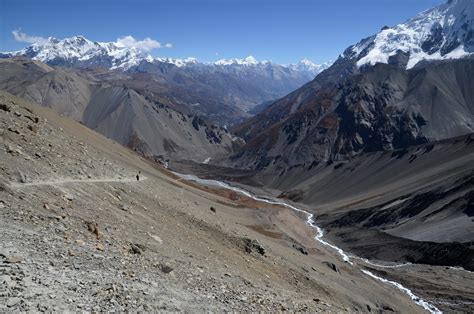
left=136, top=171, right=141, bottom=181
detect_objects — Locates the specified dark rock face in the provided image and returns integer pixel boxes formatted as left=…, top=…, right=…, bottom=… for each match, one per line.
left=243, top=238, right=265, bottom=256
left=422, top=23, right=445, bottom=54
left=231, top=59, right=474, bottom=170
left=292, top=244, right=308, bottom=255
left=322, top=262, right=339, bottom=273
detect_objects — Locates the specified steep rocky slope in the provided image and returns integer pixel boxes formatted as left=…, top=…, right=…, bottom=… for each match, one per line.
left=0, top=58, right=239, bottom=161
left=264, top=136, right=474, bottom=269
left=1, top=91, right=448, bottom=312
left=232, top=58, right=474, bottom=169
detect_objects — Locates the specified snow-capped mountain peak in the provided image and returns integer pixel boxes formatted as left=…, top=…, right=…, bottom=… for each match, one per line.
left=154, top=57, right=199, bottom=67
left=214, top=55, right=270, bottom=66
left=288, top=59, right=333, bottom=73
left=299, top=58, right=316, bottom=66
left=348, top=0, right=474, bottom=69
left=8, top=35, right=151, bottom=70
left=2, top=36, right=330, bottom=77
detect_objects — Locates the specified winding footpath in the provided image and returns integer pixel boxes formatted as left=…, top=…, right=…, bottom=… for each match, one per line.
left=9, top=177, right=147, bottom=189
left=174, top=172, right=442, bottom=314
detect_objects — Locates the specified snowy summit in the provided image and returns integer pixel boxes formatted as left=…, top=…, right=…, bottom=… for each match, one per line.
left=347, top=0, right=474, bottom=69
left=2, top=37, right=330, bottom=75
left=214, top=56, right=269, bottom=66
left=6, top=35, right=152, bottom=70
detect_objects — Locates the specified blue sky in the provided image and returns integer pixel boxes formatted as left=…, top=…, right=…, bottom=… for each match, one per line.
left=1, top=0, right=444, bottom=64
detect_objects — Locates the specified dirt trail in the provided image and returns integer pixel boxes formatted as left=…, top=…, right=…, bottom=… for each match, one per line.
left=9, top=177, right=148, bottom=188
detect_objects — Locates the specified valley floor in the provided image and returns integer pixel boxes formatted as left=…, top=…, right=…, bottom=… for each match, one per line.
left=1, top=91, right=472, bottom=312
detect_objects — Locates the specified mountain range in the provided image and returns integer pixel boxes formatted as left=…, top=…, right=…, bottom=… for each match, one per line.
left=0, top=57, right=245, bottom=161
left=1, top=36, right=328, bottom=74
left=0, top=37, right=330, bottom=160
left=1, top=37, right=330, bottom=124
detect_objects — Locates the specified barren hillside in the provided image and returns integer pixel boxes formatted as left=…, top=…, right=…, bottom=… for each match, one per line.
left=2, top=91, right=450, bottom=312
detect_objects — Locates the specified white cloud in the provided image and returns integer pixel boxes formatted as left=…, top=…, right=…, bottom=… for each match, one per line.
left=115, top=35, right=172, bottom=52
left=12, top=29, right=49, bottom=45
left=11, top=30, right=172, bottom=52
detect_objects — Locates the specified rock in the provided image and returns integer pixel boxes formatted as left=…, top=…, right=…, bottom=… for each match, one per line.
left=35, top=152, right=42, bottom=158
left=7, top=127, right=20, bottom=134
left=0, top=275, right=13, bottom=287
left=18, top=172, right=27, bottom=183
left=63, top=194, right=74, bottom=201
left=27, top=125, right=38, bottom=133
left=160, top=264, right=174, bottom=274
left=0, top=103, right=11, bottom=112
left=382, top=305, right=395, bottom=312
left=322, top=261, right=339, bottom=273
left=86, top=222, right=100, bottom=239
left=14, top=148, right=23, bottom=156
left=14, top=111, right=22, bottom=117
left=6, top=297, right=21, bottom=308
left=129, top=243, right=145, bottom=255
left=292, top=244, right=308, bottom=255
left=22, top=276, right=33, bottom=287
left=243, top=238, right=266, bottom=256
left=26, top=115, right=39, bottom=124
left=5, top=144, right=14, bottom=153
left=6, top=255, right=24, bottom=264
left=210, top=206, right=216, bottom=213
left=96, top=243, right=104, bottom=251
left=0, top=182, right=13, bottom=194
left=149, top=233, right=163, bottom=244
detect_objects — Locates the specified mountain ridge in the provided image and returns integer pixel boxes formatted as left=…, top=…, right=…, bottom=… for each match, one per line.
left=0, top=57, right=242, bottom=161
left=347, top=0, right=474, bottom=69
left=1, top=36, right=331, bottom=122
left=2, top=35, right=330, bottom=74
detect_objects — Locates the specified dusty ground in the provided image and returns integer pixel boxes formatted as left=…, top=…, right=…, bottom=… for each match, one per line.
left=0, top=91, right=445, bottom=312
